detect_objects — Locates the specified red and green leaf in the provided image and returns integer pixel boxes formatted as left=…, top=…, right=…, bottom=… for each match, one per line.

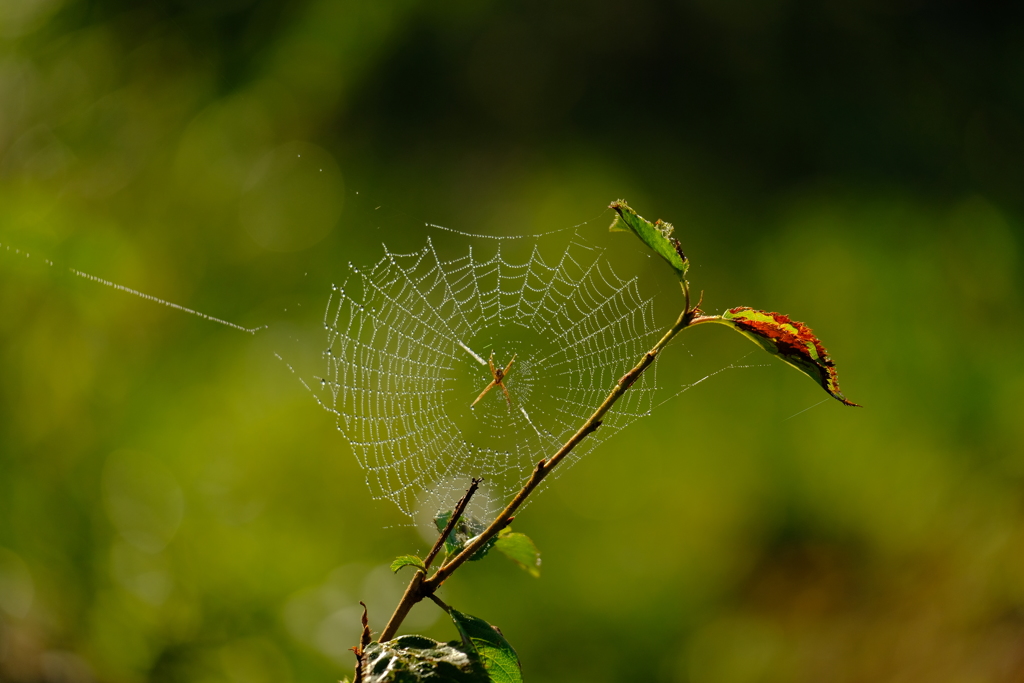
left=714, top=307, right=859, bottom=407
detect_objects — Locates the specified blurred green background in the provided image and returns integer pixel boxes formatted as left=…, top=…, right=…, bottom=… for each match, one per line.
left=2, top=1, right=1024, bottom=682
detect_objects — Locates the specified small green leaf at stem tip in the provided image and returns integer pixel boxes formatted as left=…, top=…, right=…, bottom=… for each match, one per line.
left=494, top=529, right=541, bottom=578
left=449, top=609, right=523, bottom=683
left=390, top=555, right=426, bottom=573
left=715, top=307, right=860, bottom=407
left=608, top=199, right=688, bottom=279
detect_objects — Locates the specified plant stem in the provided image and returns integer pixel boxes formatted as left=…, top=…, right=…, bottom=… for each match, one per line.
left=427, top=593, right=452, bottom=614
left=376, top=298, right=718, bottom=643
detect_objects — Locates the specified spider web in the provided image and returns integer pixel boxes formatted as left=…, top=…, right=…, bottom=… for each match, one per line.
left=314, top=229, right=663, bottom=522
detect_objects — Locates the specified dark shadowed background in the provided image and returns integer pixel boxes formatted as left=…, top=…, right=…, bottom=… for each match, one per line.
left=2, top=2, right=1024, bottom=682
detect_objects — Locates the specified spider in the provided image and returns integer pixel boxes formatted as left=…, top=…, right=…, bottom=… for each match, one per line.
left=471, top=352, right=517, bottom=408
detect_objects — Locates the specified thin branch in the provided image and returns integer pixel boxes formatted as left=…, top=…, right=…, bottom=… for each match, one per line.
left=427, top=593, right=452, bottom=614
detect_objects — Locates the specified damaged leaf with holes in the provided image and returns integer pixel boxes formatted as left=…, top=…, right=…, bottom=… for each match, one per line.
left=712, top=307, right=859, bottom=406
left=361, top=635, right=489, bottom=683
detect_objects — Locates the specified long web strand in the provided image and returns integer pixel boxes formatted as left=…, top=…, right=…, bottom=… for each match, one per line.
left=68, top=268, right=265, bottom=334
left=2, top=241, right=263, bottom=334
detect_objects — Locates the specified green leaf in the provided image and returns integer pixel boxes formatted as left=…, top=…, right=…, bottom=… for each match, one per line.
left=494, top=530, right=541, bottom=578
left=433, top=511, right=497, bottom=561
left=609, top=199, right=688, bottom=279
left=714, top=307, right=860, bottom=406
left=390, top=555, right=427, bottom=573
left=449, top=609, right=522, bottom=683
left=362, top=635, right=489, bottom=683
